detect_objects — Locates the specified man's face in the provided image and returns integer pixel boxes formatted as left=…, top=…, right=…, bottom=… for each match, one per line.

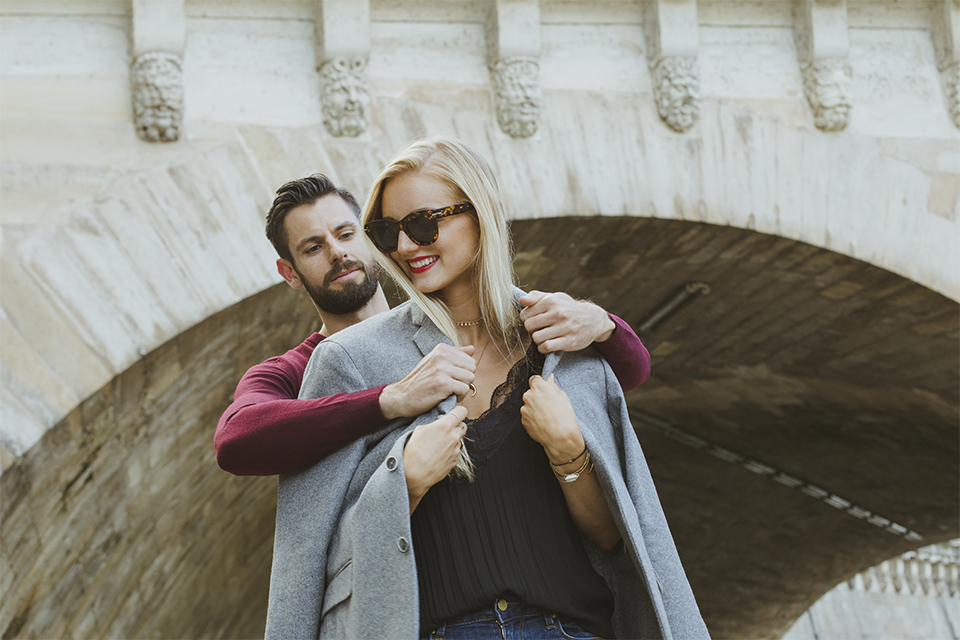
left=279, top=195, right=380, bottom=315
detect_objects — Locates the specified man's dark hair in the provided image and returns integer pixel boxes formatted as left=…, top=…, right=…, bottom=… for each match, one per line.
left=265, top=174, right=361, bottom=263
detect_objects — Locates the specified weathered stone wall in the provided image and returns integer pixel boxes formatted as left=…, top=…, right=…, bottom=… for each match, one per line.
left=2, top=283, right=316, bottom=639
left=782, top=542, right=960, bottom=639
left=3, top=0, right=958, bottom=463
left=785, top=588, right=960, bottom=639
left=3, top=214, right=955, bottom=639
left=1, top=2, right=958, bottom=639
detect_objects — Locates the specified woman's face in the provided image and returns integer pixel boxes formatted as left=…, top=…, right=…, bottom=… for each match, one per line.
left=380, top=171, right=481, bottom=301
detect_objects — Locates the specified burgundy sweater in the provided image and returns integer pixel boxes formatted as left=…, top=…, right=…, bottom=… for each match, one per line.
left=214, top=313, right=649, bottom=476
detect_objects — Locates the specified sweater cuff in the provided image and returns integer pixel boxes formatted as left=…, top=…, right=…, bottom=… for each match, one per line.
left=365, top=384, right=391, bottom=426
left=605, top=312, right=629, bottom=340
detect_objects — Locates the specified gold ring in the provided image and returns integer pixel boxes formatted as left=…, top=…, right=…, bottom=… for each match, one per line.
left=469, top=383, right=477, bottom=397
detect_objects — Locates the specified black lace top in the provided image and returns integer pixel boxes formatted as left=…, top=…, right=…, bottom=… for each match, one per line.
left=410, top=345, right=615, bottom=636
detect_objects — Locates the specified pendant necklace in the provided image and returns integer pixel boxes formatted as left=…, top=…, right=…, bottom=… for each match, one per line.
left=468, top=336, right=491, bottom=397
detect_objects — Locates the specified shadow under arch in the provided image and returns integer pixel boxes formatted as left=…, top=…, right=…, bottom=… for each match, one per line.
left=511, top=216, right=959, bottom=638
left=2, top=217, right=956, bottom=640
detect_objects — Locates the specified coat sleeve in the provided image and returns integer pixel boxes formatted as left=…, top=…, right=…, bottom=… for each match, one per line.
left=325, top=433, right=421, bottom=639
left=326, top=392, right=459, bottom=640
left=548, top=350, right=709, bottom=640
left=600, top=356, right=711, bottom=640
left=266, top=340, right=381, bottom=640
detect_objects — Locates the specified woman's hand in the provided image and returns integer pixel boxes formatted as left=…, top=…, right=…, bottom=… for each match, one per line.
left=521, top=374, right=622, bottom=550
left=403, top=405, right=469, bottom=513
left=520, top=374, right=585, bottom=465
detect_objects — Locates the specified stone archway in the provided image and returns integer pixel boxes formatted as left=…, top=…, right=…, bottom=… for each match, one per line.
left=1, top=285, right=316, bottom=639
left=3, top=4, right=959, bottom=638
left=3, top=216, right=955, bottom=640
left=511, top=216, right=959, bottom=638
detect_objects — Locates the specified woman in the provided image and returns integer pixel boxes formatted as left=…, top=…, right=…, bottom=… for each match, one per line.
left=265, top=137, right=708, bottom=640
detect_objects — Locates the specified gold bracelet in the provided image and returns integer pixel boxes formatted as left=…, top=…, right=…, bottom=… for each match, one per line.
left=550, top=443, right=588, bottom=468
left=552, top=450, right=593, bottom=483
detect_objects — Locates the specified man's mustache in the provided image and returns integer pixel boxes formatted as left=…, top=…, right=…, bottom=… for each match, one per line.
left=325, top=260, right=366, bottom=285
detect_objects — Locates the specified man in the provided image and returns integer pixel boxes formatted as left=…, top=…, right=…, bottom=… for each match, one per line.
left=214, top=174, right=649, bottom=476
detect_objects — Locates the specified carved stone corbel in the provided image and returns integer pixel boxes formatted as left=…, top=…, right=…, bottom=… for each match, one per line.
left=644, top=0, right=701, bottom=132
left=800, top=58, right=852, bottom=132
left=131, top=52, right=183, bottom=142
left=651, top=56, right=701, bottom=133
left=931, top=0, right=960, bottom=129
left=319, top=56, right=371, bottom=137
left=488, top=0, right=542, bottom=138
left=315, top=0, right=371, bottom=137
left=794, top=0, right=852, bottom=132
left=131, top=0, right=185, bottom=142
left=491, top=57, right=541, bottom=138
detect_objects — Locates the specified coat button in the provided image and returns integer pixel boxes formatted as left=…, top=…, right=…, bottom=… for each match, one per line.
left=386, top=456, right=398, bottom=471
left=397, top=537, right=409, bottom=553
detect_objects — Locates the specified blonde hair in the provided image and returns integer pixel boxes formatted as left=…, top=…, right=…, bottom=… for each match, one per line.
left=362, top=136, right=521, bottom=349
left=362, top=136, right=522, bottom=480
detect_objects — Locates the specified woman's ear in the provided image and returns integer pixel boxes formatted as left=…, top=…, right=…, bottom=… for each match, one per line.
left=276, top=259, right=303, bottom=290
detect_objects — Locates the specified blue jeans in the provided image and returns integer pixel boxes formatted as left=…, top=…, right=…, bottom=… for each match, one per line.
left=425, top=599, right=607, bottom=639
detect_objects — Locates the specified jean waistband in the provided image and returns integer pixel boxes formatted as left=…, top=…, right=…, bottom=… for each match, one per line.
left=443, top=598, right=553, bottom=626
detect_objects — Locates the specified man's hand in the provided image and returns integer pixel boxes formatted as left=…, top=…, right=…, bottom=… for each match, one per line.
left=403, top=405, right=469, bottom=512
left=519, top=291, right=616, bottom=354
left=379, top=344, right=477, bottom=420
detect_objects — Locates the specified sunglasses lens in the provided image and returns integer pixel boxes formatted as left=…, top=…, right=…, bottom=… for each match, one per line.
left=405, top=213, right=438, bottom=245
left=366, top=220, right=400, bottom=252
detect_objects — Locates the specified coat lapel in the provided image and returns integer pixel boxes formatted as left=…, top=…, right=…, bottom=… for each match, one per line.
left=410, top=304, right=451, bottom=357
left=541, top=351, right=563, bottom=378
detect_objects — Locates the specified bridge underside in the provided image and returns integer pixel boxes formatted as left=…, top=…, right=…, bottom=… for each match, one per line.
left=512, top=217, right=959, bottom=638
left=2, top=218, right=957, bottom=639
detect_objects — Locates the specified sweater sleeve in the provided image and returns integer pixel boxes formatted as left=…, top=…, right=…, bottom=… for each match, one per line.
left=591, top=313, right=650, bottom=392
left=214, top=336, right=391, bottom=476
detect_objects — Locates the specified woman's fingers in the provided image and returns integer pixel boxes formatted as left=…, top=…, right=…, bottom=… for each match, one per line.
left=448, top=405, right=469, bottom=424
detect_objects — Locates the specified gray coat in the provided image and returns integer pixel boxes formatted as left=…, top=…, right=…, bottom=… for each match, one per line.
left=265, top=296, right=709, bottom=640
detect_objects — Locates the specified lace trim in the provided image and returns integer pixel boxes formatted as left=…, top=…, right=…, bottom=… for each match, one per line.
left=462, top=343, right=544, bottom=467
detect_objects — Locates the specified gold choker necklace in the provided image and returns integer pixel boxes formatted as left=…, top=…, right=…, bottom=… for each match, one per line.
left=454, top=319, right=482, bottom=327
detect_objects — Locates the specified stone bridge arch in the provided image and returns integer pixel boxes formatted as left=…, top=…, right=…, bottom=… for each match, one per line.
left=4, top=96, right=956, bottom=461
left=4, top=208, right=956, bottom=639
left=3, top=2, right=958, bottom=638
left=511, top=215, right=958, bottom=637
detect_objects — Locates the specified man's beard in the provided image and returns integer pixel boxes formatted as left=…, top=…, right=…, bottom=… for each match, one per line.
left=300, top=259, right=380, bottom=315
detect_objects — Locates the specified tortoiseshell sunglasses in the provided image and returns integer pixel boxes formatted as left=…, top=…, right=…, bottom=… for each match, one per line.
left=364, top=201, right=475, bottom=253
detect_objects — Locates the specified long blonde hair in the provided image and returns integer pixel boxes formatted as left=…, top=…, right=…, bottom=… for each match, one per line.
left=362, top=136, right=521, bottom=350
left=362, top=136, right=522, bottom=481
